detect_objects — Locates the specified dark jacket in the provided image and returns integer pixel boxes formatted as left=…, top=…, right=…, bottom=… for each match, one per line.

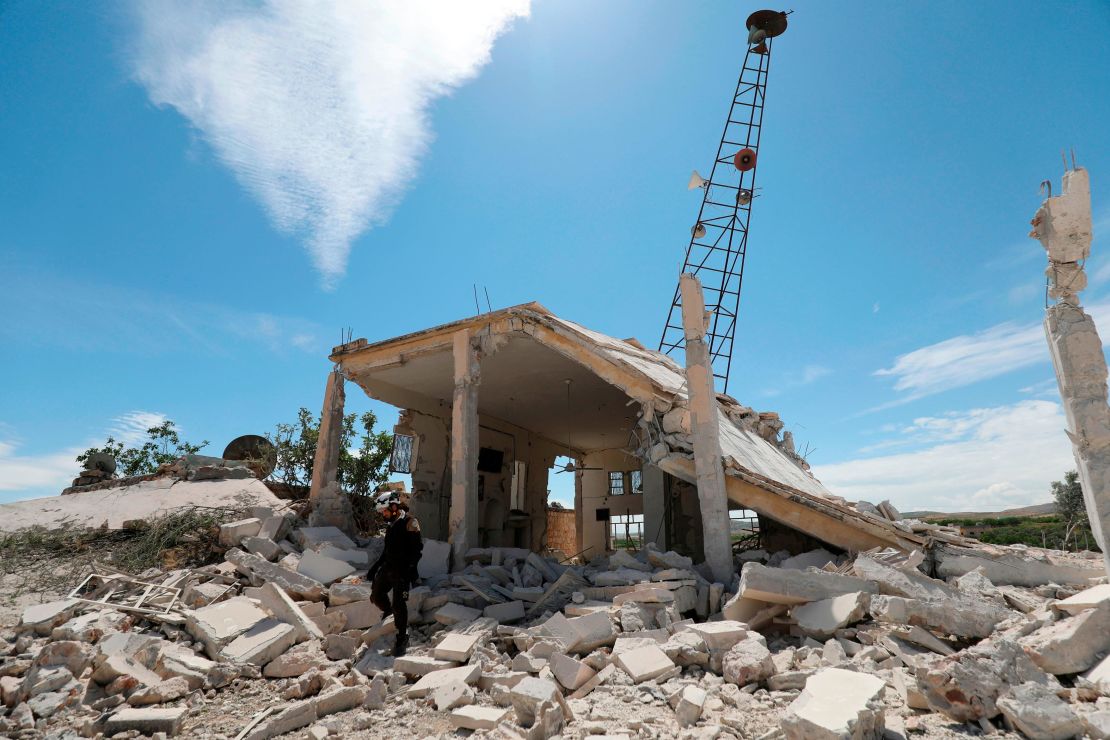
left=368, top=513, right=423, bottom=584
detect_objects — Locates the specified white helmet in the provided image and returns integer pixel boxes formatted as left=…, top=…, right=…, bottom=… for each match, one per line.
left=374, top=490, right=407, bottom=514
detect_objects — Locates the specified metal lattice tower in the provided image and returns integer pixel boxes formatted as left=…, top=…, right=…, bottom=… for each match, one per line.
left=659, top=11, right=788, bottom=394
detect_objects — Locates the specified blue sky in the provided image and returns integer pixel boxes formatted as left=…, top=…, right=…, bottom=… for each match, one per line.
left=2, top=1, right=1109, bottom=513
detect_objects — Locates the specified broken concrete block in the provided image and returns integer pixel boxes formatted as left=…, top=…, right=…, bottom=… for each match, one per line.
left=255, top=582, right=324, bottom=642
left=433, top=601, right=482, bottom=626
left=221, top=619, right=298, bottom=666
left=722, top=638, right=775, bottom=687
left=394, top=655, right=459, bottom=676
left=675, top=685, right=706, bottom=728
left=510, top=676, right=561, bottom=725
left=613, top=645, right=675, bottom=683
left=297, top=550, right=356, bottom=585
left=512, top=652, right=547, bottom=673
left=241, top=536, right=282, bottom=561
left=917, top=638, right=1059, bottom=722
left=1020, top=602, right=1110, bottom=674
left=568, top=611, right=618, bottom=653
left=792, top=592, right=869, bottom=640
left=431, top=680, right=475, bottom=711
left=593, top=567, right=652, bottom=587
left=258, top=514, right=291, bottom=542
left=997, top=681, right=1084, bottom=740
left=684, top=620, right=748, bottom=652
left=419, top=538, right=451, bottom=579
left=647, top=548, right=694, bottom=571
left=551, top=652, right=596, bottom=691
left=226, top=549, right=325, bottom=601
left=609, top=550, right=652, bottom=572
left=324, top=600, right=382, bottom=631
left=781, top=667, right=885, bottom=740
left=449, top=705, right=512, bottom=731
left=740, top=563, right=878, bottom=605
left=18, top=600, right=77, bottom=637
left=327, top=582, right=374, bottom=605
left=407, top=664, right=481, bottom=698
left=104, top=707, right=187, bottom=737
left=51, top=609, right=130, bottom=642
left=185, top=596, right=269, bottom=659
left=869, top=595, right=1005, bottom=639
left=262, top=642, right=326, bottom=678
left=219, top=518, right=262, bottom=547
left=293, top=526, right=357, bottom=551
left=127, top=676, right=190, bottom=706
left=483, top=600, right=525, bottom=623
left=243, top=698, right=317, bottom=740
left=92, top=654, right=163, bottom=691
left=434, top=632, right=481, bottom=662
left=1085, top=711, right=1110, bottom=740
left=612, top=588, right=674, bottom=606
left=891, top=625, right=956, bottom=656
left=316, top=686, right=368, bottom=716
left=1055, top=583, right=1110, bottom=615
left=780, top=549, right=838, bottom=571
left=1083, top=653, right=1110, bottom=693
left=317, top=544, right=369, bottom=567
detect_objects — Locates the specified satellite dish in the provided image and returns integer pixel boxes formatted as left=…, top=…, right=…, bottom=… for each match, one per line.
left=223, top=435, right=277, bottom=479
left=746, top=10, right=789, bottom=41
left=692, top=222, right=707, bottom=239
left=687, top=170, right=708, bottom=190
left=85, top=452, right=116, bottom=474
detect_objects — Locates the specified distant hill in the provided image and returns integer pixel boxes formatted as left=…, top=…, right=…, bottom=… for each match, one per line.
left=904, top=502, right=1056, bottom=521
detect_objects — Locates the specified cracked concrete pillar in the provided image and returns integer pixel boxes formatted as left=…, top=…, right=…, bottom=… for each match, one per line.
left=679, top=273, right=734, bottom=583
left=309, top=369, right=354, bottom=533
left=449, top=329, right=481, bottom=566
left=1033, top=166, right=1110, bottom=575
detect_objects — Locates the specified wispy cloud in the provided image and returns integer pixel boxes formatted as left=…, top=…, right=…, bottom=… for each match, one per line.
left=0, top=439, right=83, bottom=496
left=0, top=267, right=325, bottom=357
left=814, top=399, right=1073, bottom=512
left=871, top=300, right=1110, bottom=407
left=127, top=1, right=529, bottom=285
left=762, top=364, right=831, bottom=398
left=109, top=411, right=169, bottom=445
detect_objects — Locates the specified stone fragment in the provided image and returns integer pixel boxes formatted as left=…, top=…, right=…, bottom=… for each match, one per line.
left=551, top=652, right=596, bottom=691
left=684, top=620, right=748, bottom=652
left=612, top=588, right=674, bottom=606
left=869, top=595, right=1005, bottom=639
left=104, top=707, right=187, bottom=737
left=1021, top=602, right=1110, bottom=674
left=51, top=610, right=130, bottom=642
left=510, top=676, right=561, bottom=725
left=92, top=654, right=163, bottom=691
left=297, top=550, right=356, bottom=585
left=19, top=600, right=77, bottom=636
left=852, top=555, right=959, bottom=601
left=317, top=544, right=369, bottom=566
left=613, top=645, right=675, bottom=683
left=722, top=638, right=775, bottom=687
left=326, top=582, right=374, bottom=605
left=243, top=698, right=318, bottom=740
left=609, top=550, right=652, bottom=572
left=483, top=600, right=525, bottom=623
left=647, top=548, right=694, bottom=571
left=917, top=638, right=1059, bottom=721
left=127, top=676, right=190, bottom=706
left=434, top=602, right=482, bottom=626
left=325, top=600, right=382, bottom=631
left=434, top=632, right=481, bottom=662
left=256, top=582, right=324, bottom=642
left=185, top=596, right=269, bottom=658
left=780, top=549, right=837, bottom=571
left=408, top=664, right=481, bottom=698
left=219, top=518, right=262, bottom=547
left=222, top=620, right=298, bottom=666
left=258, top=514, right=291, bottom=541
left=781, top=667, right=885, bottom=740
left=226, top=549, right=326, bottom=600
left=1085, top=711, right=1110, bottom=740
left=293, top=526, right=357, bottom=551
left=1056, top=583, right=1110, bottom=615
left=394, top=655, right=459, bottom=676
left=675, top=685, right=706, bottom=727
left=316, top=686, right=368, bottom=716
left=568, top=611, right=618, bottom=653
left=241, top=536, right=282, bottom=561
left=450, top=705, right=512, bottom=731
left=997, top=681, right=1083, bottom=740
left=792, top=592, right=869, bottom=639
left=432, top=680, right=475, bottom=711
left=740, top=563, right=878, bottom=605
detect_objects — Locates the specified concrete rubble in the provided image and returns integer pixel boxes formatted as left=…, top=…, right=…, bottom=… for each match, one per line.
left=4, top=505, right=1110, bottom=740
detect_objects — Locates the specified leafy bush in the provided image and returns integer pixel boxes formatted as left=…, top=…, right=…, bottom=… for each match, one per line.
left=77, top=421, right=208, bottom=477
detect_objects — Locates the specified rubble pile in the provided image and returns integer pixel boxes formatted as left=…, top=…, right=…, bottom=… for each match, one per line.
left=4, top=508, right=1110, bottom=739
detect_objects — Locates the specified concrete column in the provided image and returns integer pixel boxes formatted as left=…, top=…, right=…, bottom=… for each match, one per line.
left=449, top=330, right=481, bottom=566
left=679, top=273, right=734, bottom=583
left=309, top=369, right=354, bottom=532
left=1034, top=167, right=1110, bottom=576
left=642, top=464, right=668, bottom=550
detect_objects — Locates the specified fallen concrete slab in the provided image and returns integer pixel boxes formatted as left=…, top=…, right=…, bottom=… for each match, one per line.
left=739, top=563, right=878, bottom=605
left=781, top=668, right=885, bottom=740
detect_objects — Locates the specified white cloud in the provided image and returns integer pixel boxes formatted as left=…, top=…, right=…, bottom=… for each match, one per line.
left=872, top=302, right=880, bottom=314
left=872, top=300, right=1110, bottom=406
left=128, top=0, right=529, bottom=285
left=109, top=411, right=169, bottom=445
left=0, top=439, right=83, bottom=496
left=813, top=399, right=1073, bottom=513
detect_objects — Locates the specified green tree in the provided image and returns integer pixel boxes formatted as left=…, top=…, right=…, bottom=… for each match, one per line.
left=268, top=408, right=393, bottom=496
left=1052, top=470, right=1087, bottom=550
left=77, top=421, right=209, bottom=477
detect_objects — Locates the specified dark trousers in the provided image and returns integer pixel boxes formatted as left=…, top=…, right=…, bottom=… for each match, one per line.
left=370, top=569, right=409, bottom=637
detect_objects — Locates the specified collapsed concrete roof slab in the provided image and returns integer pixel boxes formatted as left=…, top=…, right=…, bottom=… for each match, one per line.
left=0, top=478, right=283, bottom=532
left=332, top=303, right=923, bottom=554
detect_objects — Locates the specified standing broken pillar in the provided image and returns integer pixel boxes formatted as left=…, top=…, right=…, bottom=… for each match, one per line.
left=309, top=369, right=355, bottom=533
left=679, top=273, right=734, bottom=583
left=449, top=329, right=481, bottom=567
left=1033, top=165, right=1110, bottom=576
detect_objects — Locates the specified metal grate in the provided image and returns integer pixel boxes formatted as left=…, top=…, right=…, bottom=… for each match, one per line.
left=608, top=471, right=625, bottom=496
left=659, top=37, right=779, bottom=394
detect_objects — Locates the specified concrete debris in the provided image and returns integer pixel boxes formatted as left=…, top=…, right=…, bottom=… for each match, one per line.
left=997, top=681, right=1084, bottom=740
left=781, top=667, right=885, bottom=740
left=739, top=562, right=878, bottom=605
left=791, top=591, right=869, bottom=639
left=1019, top=600, right=1110, bottom=674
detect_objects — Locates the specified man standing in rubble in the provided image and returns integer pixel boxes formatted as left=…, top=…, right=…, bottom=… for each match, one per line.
left=366, top=489, right=423, bottom=657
